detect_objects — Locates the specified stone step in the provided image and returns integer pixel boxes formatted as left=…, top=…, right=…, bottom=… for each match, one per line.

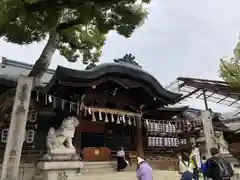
left=84, top=161, right=115, bottom=169
left=81, top=161, right=136, bottom=174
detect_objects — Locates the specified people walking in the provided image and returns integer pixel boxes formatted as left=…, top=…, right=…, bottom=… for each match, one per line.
left=116, top=147, right=128, bottom=171
left=136, top=157, right=153, bottom=180
left=205, top=147, right=234, bottom=180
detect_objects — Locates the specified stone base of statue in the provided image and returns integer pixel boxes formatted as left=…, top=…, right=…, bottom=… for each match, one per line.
left=37, top=160, right=81, bottom=180
left=43, top=148, right=79, bottom=161
left=38, top=148, right=81, bottom=180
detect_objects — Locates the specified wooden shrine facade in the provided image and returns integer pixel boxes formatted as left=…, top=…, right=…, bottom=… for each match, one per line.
left=0, top=57, right=199, bottom=162
left=41, top=58, right=183, bottom=160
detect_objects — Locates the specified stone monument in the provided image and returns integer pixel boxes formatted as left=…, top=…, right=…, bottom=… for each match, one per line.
left=37, top=116, right=81, bottom=180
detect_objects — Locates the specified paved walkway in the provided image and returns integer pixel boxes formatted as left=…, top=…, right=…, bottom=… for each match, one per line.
left=79, top=168, right=240, bottom=180
left=80, top=170, right=180, bottom=180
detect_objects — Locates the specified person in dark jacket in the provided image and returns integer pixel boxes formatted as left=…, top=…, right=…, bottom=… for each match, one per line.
left=205, top=147, right=234, bottom=180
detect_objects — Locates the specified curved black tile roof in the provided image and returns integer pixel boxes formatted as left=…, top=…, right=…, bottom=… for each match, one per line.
left=45, top=62, right=182, bottom=103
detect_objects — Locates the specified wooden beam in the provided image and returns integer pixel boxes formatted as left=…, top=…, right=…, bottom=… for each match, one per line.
left=73, top=93, right=140, bottom=110
left=180, top=88, right=200, bottom=100
left=136, top=116, right=143, bottom=157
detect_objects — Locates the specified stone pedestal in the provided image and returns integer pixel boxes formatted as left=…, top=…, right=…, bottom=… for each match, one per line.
left=43, top=148, right=79, bottom=161
left=38, top=161, right=81, bottom=180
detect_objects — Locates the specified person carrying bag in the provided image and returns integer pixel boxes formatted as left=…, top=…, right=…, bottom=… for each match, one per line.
left=205, top=147, right=234, bottom=180
left=178, top=153, right=193, bottom=180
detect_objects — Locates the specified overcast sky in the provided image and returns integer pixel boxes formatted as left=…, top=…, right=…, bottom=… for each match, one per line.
left=1, top=0, right=240, bottom=112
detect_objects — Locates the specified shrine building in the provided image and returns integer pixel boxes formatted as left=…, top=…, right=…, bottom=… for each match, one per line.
left=0, top=56, right=239, bottom=170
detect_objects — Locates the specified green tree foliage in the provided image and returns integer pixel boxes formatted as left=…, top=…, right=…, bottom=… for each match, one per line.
left=0, top=0, right=151, bottom=79
left=219, top=39, right=240, bottom=88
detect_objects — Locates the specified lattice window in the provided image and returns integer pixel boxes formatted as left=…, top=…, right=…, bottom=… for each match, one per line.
left=0, top=129, right=35, bottom=144
left=1, top=128, right=8, bottom=143
left=25, top=129, right=35, bottom=144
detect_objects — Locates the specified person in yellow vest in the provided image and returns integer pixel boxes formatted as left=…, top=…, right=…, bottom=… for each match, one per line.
left=178, top=152, right=193, bottom=180
left=189, top=144, right=201, bottom=180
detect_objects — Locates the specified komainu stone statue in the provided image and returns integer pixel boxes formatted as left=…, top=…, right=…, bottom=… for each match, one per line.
left=44, top=116, right=79, bottom=160
left=38, top=116, right=82, bottom=180
left=46, top=116, right=79, bottom=150
left=213, top=131, right=230, bottom=154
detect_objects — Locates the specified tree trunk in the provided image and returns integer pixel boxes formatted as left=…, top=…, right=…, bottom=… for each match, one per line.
left=0, top=30, right=59, bottom=111
left=28, top=29, right=59, bottom=85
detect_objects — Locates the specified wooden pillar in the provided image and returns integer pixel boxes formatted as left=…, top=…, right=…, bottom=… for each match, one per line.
left=1, top=76, right=33, bottom=180
left=136, top=116, right=144, bottom=157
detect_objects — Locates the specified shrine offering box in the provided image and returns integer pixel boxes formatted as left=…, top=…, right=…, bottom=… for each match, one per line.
left=83, top=147, right=110, bottom=161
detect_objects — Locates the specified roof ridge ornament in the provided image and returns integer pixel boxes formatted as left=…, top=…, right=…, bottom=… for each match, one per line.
left=113, top=54, right=142, bottom=69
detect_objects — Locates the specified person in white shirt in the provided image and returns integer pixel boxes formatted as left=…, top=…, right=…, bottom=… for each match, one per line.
left=116, top=147, right=128, bottom=171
